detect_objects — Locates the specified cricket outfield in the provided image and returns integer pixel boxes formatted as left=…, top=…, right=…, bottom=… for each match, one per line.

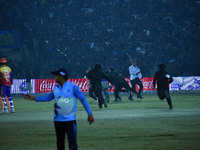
left=0, top=93, right=200, bottom=150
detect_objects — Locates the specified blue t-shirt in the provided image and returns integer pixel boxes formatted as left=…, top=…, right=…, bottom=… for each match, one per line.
left=36, top=81, right=92, bottom=121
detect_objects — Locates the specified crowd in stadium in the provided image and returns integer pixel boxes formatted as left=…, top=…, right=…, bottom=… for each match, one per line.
left=1, top=0, right=200, bottom=79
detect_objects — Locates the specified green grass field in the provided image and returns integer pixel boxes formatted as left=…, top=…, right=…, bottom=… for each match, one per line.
left=0, top=93, right=200, bottom=150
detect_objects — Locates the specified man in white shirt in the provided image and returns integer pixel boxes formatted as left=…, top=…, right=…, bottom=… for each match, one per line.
left=129, top=60, right=144, bottom=100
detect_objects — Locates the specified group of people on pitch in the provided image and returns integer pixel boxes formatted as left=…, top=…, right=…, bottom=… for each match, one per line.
left=86, top=59, right=173, bottom=110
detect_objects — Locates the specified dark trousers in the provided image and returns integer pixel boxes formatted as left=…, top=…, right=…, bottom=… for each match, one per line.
left=92, top=84, right=104, bottom=107
left=54, top=121, right=77, bottom=150
left=157, top=89, right=172, bottom=107
left=114, top=81, right=130, bottom=99
left=89, top=87, right=97, bottom=100
left=130, top=78, right=143, bottom=95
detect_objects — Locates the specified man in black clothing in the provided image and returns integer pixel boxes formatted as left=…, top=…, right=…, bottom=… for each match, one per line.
left=153, top=64, right=173, bottom=109
left=107, top=68, right=135, bottom=101
left=86, top=64, right=113, bottom=109
left=85, top=68, right=97, bottom=101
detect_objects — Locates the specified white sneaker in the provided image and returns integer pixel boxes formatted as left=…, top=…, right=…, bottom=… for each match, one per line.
left=3, top=108, right=9, bottom=113
left=10, top=107, right=15, bottom=113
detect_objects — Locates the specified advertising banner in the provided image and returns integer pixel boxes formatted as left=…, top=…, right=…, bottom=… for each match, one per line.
left=170, top=76, right=200, bottom=91
left=33, top=78, right=155, bottom=93
left=34, top=78, right=90, bottom=93
left=140, top=77, right=154, bottom=91
left=0, top=30, right=21, bottom=48
left=35, top=79, right=56, bottom=93
left=69, top=78, right=89, bottom=92
left=11, top=79, right=25, bottom=94
left=10, top=76, right=200, bottom=94
left=11, top=79, right=35, bottom=94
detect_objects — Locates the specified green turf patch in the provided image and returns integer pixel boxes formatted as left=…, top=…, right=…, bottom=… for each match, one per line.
left=0, top=93, right=200, bottom=150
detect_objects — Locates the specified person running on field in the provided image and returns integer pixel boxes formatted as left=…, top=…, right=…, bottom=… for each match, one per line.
left=84, top=68, right=97, bottom=101
left=107, top=68, right=134, bottom=102
left=153, top=64, right=173, bottom=109
left=86, top=64, right=113, bottom=109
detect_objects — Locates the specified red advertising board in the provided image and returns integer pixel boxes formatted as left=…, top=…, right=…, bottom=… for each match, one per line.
left=69, top=78, right=89, bottom=92
left=124, top=77, right=154, bottom=91
left=34, top=77, right=155, bottom=93
left=140, top=77, right=154, bottom=91
left=35, top=79, right=57, bottom=93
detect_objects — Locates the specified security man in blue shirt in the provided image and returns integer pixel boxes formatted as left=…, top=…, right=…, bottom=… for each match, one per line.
left=24, top=68, right=94, bottom=150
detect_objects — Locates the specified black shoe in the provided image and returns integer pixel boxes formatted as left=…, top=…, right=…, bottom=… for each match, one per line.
left=128, top=96, right=133, bottom=101
left=137, top=95, right=144, bottom=99
left=99, top=105, right=102, bottom=109
left=169, top=105, right=173, bottom=109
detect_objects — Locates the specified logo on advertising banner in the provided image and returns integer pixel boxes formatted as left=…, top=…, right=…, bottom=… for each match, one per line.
left=69, top=78, right=89, bottom=92
left=80, top=79, right=90, bottom=92
left=170, top=77, right=200, bottom=91
left=170, top=77, right=183, bottom=91
left=140, top=77, right=154, bottom=91
left=35, top=79, right=57, bottom=93
left=123, top=77, right=154, bottom=91
left=181, top=77, right=200, bottom=90
left=11, top=79, right=26, bottom=94
left=35, top=79, right=90, bottom=93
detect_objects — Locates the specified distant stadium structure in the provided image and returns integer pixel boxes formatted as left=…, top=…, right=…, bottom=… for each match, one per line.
left=0, top=0, right=199, bottom=79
